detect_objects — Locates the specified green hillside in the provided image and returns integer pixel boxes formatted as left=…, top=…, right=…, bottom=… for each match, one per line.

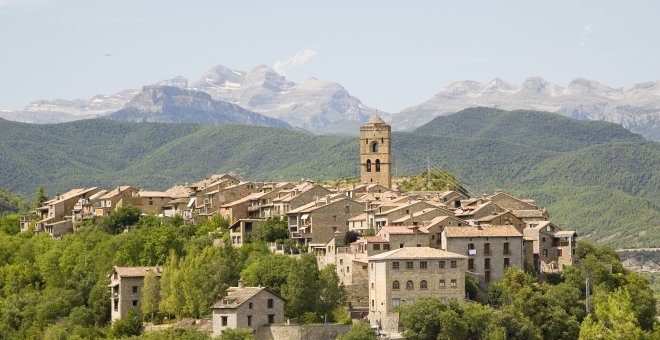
left=0, top=189, right=28, bottom=215
left=0, top=108, right=658, bottom=248
left=413, top=107, right=644, bottom=152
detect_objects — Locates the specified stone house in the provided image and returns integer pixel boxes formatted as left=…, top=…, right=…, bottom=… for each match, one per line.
left=475, top=211, right=526, bottom=231
left=442, top=225, right=523, bottom=284
left=389, top=206, right=454, bottom=226
left=108, top=266, right=161, bottom=322
left=456, top=201, right=505, bottom=222
left=216, top=192, right=264, bottom=224
left=287, top=195, right=364, bottom=245
left=424, top=215, right=470, bottom=249
left=194, top=182, right=261, bottom=219
left=488, top=190, right=538, bottom=210
left=523, top=222, right=577, bottom=273
left=93, top=186, right=139, bottom=217
left=272, top=182, right=332, bottom=217
left=35, top=187, right=103, bottom=236
left=228, top=219, right=264, bottom=246
left=376, top=226, right=430, bottom=248
left=372, top=200, right=439, bottom=230
left=130, top=190, right=173, bottom=215
left=211, top=279, right=285, bottom=337
left=367, top=247, right=467, bottom=332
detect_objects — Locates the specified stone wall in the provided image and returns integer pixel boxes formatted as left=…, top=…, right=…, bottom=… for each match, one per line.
left=255, top=324, right=351, bottom=340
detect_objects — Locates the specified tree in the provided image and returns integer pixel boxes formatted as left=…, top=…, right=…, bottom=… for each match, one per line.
left=398, top=298, right=444, bottom=340
left=99, top=205, right=142, bottom=234
left=491, top=305, right=542, bottom=340
left=0, top=214, right=20, bottom=235
left=317, top=265, right=347, bottom=319
left=141, top=270, right=161, bottom=322
left=111, top=308, right=142, bottom=338
left=159, top=252, right=184, bottom=318
left=465, top=275, right=479, bottom=300
left=217, top=328, right=254, bottom=340
left=579, top=288, right=644, bottom=339
left=437, top=310, right=468, bottom=340
left=34, top=185, right=48, bottom=208
left=240, top=254, right=295, bottom=296
left=344, top=230, right=360, bottom=245
left=462, top=303, right=495, bottom=339
left=281, top=253, right=320, bottom=319
left=339, top=321, right=377, bottom=340
left=250, top=217, right=289, bottom=242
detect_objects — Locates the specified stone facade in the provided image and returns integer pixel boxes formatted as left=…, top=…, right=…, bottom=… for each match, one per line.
left=360, top=116, right=391, bottom=188
left=211, top=282, right=285, bottom=337
left=367, top=247, right=466, bottom=332
left=108, top=266, right=161, bottom=322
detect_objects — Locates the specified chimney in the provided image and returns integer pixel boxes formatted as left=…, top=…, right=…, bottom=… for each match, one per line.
left=238, top=278, right=245, bottom=289
left=325, top=195, right=330, bottom=205
left=408, top=225, right=420, bottom=234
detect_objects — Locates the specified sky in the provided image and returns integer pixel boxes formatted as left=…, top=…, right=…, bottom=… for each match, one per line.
left=1, top=0, right=659, bottom=112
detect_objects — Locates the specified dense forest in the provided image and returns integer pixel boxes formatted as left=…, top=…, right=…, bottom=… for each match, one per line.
left=0, top=207, right=657, bottom=339
left=0, top=107, right=658, bottom=248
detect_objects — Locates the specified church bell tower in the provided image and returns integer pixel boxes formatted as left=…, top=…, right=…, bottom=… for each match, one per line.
left=360, top=116, right=392, bottom=188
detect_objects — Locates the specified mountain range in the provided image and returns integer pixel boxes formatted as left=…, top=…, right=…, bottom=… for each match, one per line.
left=3, top=64, right=659, bottom=139
left=0, top=107, right=658, bottom=248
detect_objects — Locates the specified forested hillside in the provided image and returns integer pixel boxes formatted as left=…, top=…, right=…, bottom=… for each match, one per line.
left=0, top=108, right=658, bottom=248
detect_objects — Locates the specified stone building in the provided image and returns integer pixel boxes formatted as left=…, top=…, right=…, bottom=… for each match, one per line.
left=211, top=279, right=285, bottom=337
left=108, top=266, right=161, bottom=322
left=367, top=247, right=466, bottom=332
left=442, top=225, right=523, bottom=284
left=287, top=195, right=364, bottom=245
left=523, top=221, right=577, bottom=273
left=360, top=116, right=392, bottom=188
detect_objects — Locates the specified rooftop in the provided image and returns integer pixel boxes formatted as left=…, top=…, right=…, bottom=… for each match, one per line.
left=368, top=247, right=466, bottom=260
left=444, top=225, right=522, bottom=238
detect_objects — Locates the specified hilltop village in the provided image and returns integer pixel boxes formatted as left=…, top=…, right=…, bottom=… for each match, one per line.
left=19, top=117, right=578, bottom=337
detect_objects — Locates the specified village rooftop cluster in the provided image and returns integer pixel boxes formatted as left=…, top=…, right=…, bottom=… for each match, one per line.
left=19, top=117, right=577, bottom=336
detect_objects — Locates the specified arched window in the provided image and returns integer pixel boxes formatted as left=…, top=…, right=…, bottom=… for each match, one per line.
left=392, top=281, right=400, bottom=290
left=366, top=159, right=372, bottom=172
left=371, top=142, right=379, bottom=153
left=406, top=280, right=414, bottom=290
left=375, top=159, right=381, bottom=172
left=420, top=280, right=428, bottom=289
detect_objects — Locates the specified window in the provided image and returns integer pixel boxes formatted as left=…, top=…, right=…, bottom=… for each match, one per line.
left=371, top=142, right=379, bottom=152
left=333, top=215, right=337, bottom=222
left=344, top=206, right=350, bottom=214
left=392, top=298, right=400, bottom=307
left=375, top=159, right=381, bottom=172
left=485, top=258, right=491, bottom=270
left=450, top=279, right=457, bottom=287
left=504, top=258, right=510, bottom=268
left=366, top=160, right=372, bottom=172
left=247, top=315, right=252, bottom=326
left=503, top=242, right=510, bottom=255
left=468, top=243, right=475, bottom=250
left=149, top=199, right=153, bottom=206
left=543, top=249, right=548, bottom=257
left=248, top=302, right=253, bottom=309
left=558, top=249, right=563, bottom=257
left=406, top=280, right=414, bottom=290
left=384, top=244, right=390, bottom=251
left=392, top=262, right=400, bottom=270
left=439, top=279, right=446, bottom=288
left=392, top=281, right=400, bottom=290
left=485, top=271, right=491, bottom=282
left=420, top=280, right=428, bottom=289
left=439, top=261, right=446, bottom=269
left=132, top=286, right=138, bottom=294
left=132, top=300, right=138, bottom=306
left=450, top=260, right=457, bottom=268
left=484, top=243, right=491, bottom=255
left=468, top=258, right=475, bottom=270
left=221, top=316, right=228, bottom=326
left=399, top=243, right=404, bottom=248
left=268, top=299, right=274, bottom=308
left=406, top=261, right=413, bottom=269
left=372, top=300, right=375, bottom=308
left=542, top=237, right=546, bottom=243
left=371, top=283, right=374, bottom=290
left=373, top=244, right=381, bottom=251
left=420, top=261, right=427, bottom=269
left=268, top=314, right=275, bottom=324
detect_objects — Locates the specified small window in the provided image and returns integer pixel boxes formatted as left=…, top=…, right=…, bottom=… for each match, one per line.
left=333, top=215, right=337, bottom=222
left=504, top=258, right=510, bottom=268
left=439, top=261, right=446, bottom=269
left=543, top=249, right=548, bottom=257
left=450, top=260, right=457, bottom=268
left=268, top=314, right=275, bottom=324
left=420, top=261, right=427, bottom=269
left=247, top=315, right=252, bottom=326
left=406, top=261, right=413, bottom=269
left=371, top=142, right=379, bottom=153
left=392, top=262, right=400, bottom=270
left=221, top=316, right=228, bottom=326
left=384, top=244, right=390, bottom=250
left=439, top=279, right=446, bottom=288
left=268, top=299, right=274, bottom=308
left=375, top=159, right=381, bottom=172
left=420, top=280, right=428, bottom=289
left=468, top=258, right=475, bottom=270
left=344, top=206, right=350, bottom=214
left=392, top=298, right=400, bottom=307
left=406, top=280, right=414, bottom=290
left=132, top=300, right=138, bottom=306
left=373, top=244, right=380, bottom=250
left=392, top=281, right=400, bottom=290
left=450, top=279, right=457, bottom=287
left=366, top=160, right=372, bottom=172
left=249, top=302, right=253, bottom=309
left=558, top=249, right=563, bottom=257
left=132, top=286, right=138, bottom=294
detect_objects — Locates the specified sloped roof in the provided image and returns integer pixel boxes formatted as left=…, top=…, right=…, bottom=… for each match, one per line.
left=511, top=210, right=546, bottom=218
left=211, top=287, right=282, bottom=309
left=113, top=266, right=162, bottom=278
left=364, top=116, right=387, bottom=125
left=367, top=247, right=466, bottom=260
left=379, top=226, right=429, bottom=235
left=443, top=225, right=522, bottom=238
left=98, top=186, right=135, bottom=200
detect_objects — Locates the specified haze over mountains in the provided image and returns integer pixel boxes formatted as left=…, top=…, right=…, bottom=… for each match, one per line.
left=1, top=63, right=660, bottom=139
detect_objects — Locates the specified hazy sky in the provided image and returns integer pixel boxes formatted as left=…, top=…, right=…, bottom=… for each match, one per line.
left=1, top=0, right=659, bottom=112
